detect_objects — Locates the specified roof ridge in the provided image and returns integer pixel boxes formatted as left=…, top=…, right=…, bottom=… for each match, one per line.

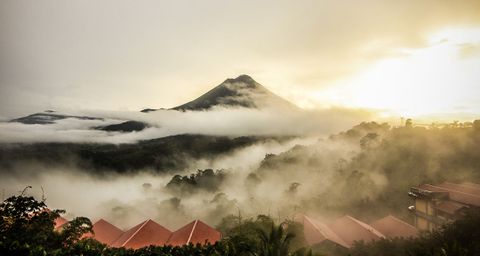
left=93, top=218, right=123, bottom=233
left=94, top=218, right=107, bottom=224
left=304, top=216, right=326, bottom=236
left=303, top=215, right=349, bottom=248
left=186, top=220, right=199, bottom=244
left=122, top=219, right=150, bottom=247
left=346, top=216, right=385, bottom=238
left=309, top=218, right=329, bottom=238
left=383, top=215, right=415, bottom=228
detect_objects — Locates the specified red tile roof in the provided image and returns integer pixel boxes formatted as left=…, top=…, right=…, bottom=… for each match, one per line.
left=438, top=182, right=480, bottom=197
left=84, top=219, right=124, bottom=245
left=298, top=215, right=349, bottom=248
left=51, top=214, right=222, bottom=249
left=370, top=215, right=417, bottom=238
left=54, top=216, right=68, bottom=230
left=418, top=184, right=480, bottom=207
left=462, top=182, right=480, bottom=189
left=110, top=219, right=172, bottom=249
left=435, top=201, right=467, bottom=215
left=328, top=215, right=385, bottom=247
left=167, top=220, right=221, bottom=246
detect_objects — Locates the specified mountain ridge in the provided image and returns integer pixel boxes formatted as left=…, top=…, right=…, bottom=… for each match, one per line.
left=9, top=75, right=298, bottom=127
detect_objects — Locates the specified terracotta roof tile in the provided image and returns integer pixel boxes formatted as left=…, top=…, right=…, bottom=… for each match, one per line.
left=328, top=215, right=384, bottom=247
left=419, top=184, right=480, bottom=207
left=370, top=215, right=417, bottom=238
left=84, top=219, right=124, bottom=245
left=437, top=182, right=480, bottom=196
left=462, top=182, right=480, bottom=189
left=298, top=215, right=349, bottom=248
left=54, top=216, right=68, bottom=230
left=167, top=220, right=221, bottom=246
left=110, top=219, right=172, bottom=249
left=435, top=201, right=467, bottom=215
left=166, top=221, right=194, bottom=246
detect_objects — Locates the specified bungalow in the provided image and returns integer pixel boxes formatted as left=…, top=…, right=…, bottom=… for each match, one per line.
left=54, top=217, right=222, bottom=249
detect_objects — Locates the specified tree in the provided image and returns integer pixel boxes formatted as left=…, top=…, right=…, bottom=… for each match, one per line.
left=0, top=188, right=60, bottom=255
left=0, top=187, right=93, bottom=256
left=60, top=217, right=93, bottom=247
left=255, top=222, right=296, bottom=256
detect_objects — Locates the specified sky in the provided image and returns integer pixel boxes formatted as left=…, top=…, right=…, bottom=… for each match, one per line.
left=1, top=0, right=480, bottom=120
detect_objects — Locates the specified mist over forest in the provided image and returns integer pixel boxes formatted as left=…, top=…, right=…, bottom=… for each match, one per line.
left=2, top=1, right=480, bottom=255
left=1, top=117, right=479, bottom=231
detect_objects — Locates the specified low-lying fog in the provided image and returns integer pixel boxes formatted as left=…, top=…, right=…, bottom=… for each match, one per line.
left=5, top=107, right=476, bottom=232
left=0, top=137, right=320, bottom=229
left=0, top=106, right=374, bottom=143
left=0, top=106, right=376, bottom=230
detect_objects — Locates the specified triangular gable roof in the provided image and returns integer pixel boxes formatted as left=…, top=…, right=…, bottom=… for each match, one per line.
left=110, top=219, right=172, bottom=249
left=328, top=215, right=385, bottom=247
left=167, top=220, right=221, bottom=246
left=54, top=216, right=68, bottom=230
left=370, top=215, right=417, bottom=238
left=84, top=219, right=124, bottom=245
left=40, top=209, right=67, bottom=231
left=298, top=215, right=349, bottom=248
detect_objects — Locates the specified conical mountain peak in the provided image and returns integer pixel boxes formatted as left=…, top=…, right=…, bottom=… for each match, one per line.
left=168, top=75, right=296, bottom=111
left=224, top=74, right=256, bottom=85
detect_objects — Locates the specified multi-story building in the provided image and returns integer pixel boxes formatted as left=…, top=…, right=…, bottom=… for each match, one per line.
left=408, top=182, right=480, bottom=231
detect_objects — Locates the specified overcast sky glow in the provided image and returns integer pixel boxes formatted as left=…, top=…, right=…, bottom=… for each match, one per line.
left=1, top=0, right=480, bottom=120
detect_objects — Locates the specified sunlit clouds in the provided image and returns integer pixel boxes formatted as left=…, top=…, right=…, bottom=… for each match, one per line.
left=0, top=1, right=479, bottom=120
left=308, top=27, right=480, bottom=120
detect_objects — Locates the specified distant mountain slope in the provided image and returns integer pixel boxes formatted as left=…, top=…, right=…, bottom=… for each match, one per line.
left=95, top=121, right=149, bottom=132
left=145, top=75, right=297, bottom=112
left=10, top=111, right=103, bottom=124
left=0, top=134, right=290, bottom=174
left=9, top=111, right=148, bottom=133
left=141, top=108, right=162, bottom=113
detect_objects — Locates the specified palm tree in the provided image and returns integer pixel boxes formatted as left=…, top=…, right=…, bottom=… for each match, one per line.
left=254, top=222, right=296, bottom=256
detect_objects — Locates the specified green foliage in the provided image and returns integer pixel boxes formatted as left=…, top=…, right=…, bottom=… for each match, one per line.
left=2, top=190, right=479, bottom=256
left=60, top=217, right=93, bottom=246
left=166, top=169, right=227, bottom=195
left=0, top=192, right=308, bottom=256
left=0, top=187, right=93, bottom=256
left=218, top=215, right=275, bottom=255
left=255, top=223, right=295, bottom=256
left=217, top=215, right=311, bottom=256
left=0, top=135, right=287, bottom=174
left=256, top=121, right=480, bottom=222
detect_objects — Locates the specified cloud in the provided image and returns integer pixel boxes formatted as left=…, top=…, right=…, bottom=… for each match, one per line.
left=1, top=1, right=480, bottom=117
left=0, top=107, right=375, bottom=144
left=0, top=128, right=375, bottom=229
left=1, top=120, right=479, bottom=230
left=0, top=136, right=319, bottom=229
left=459, top=43, right=480, bottom=58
